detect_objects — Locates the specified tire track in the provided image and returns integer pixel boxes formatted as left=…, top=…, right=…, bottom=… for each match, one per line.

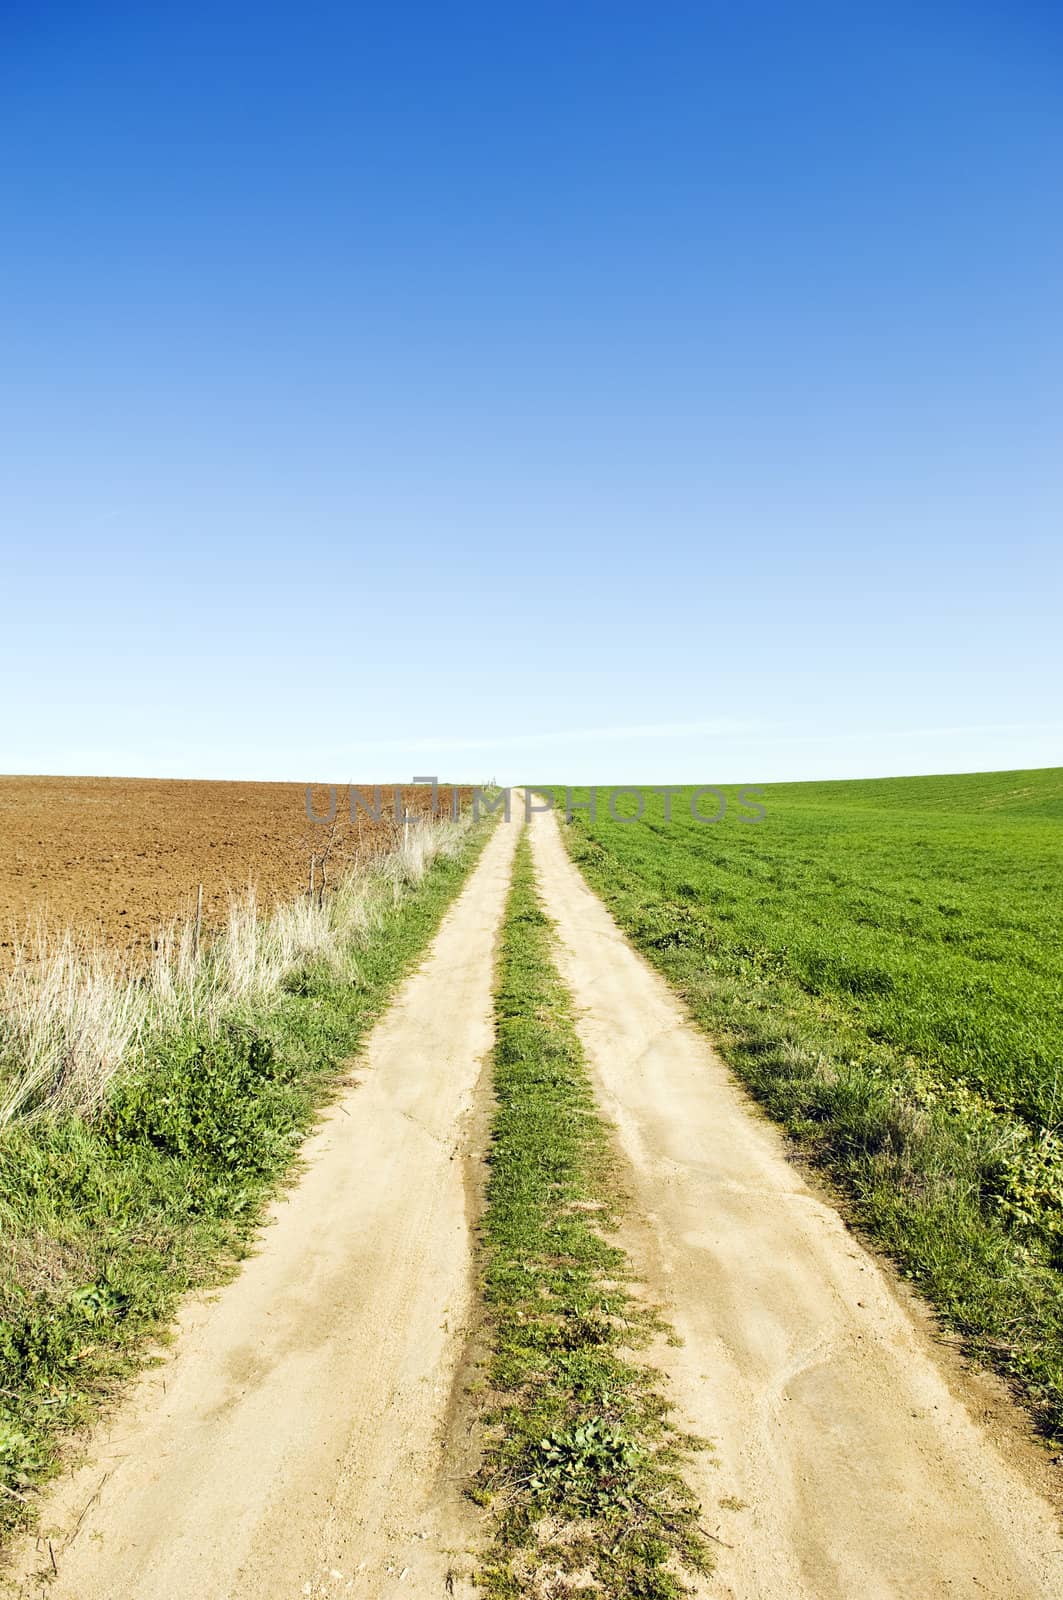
left=528, top=803, right=1063, bottom=1599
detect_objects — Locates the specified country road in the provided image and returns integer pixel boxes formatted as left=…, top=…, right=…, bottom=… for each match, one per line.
left=6, top=803, right=1063, bottom=1599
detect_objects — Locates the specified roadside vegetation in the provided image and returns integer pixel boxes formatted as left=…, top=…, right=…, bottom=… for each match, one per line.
left=557, top=769, right=1063, bottom=1438
left=474, top=831, right=710, bottom=1599
left=0, top=812, right=468, bottom=1126
left=0, top=812, right=486, bottom=1529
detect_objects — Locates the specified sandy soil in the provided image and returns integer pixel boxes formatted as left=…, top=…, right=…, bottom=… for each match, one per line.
left=527, top=806, right=1063, bottom=1598
left=2, top=809, right=519, bottom=1600
left=0, top=777, right=471, bottom=963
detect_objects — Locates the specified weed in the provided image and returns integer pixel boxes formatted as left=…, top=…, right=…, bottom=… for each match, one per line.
left=0, top=816, right=470, bottom=1125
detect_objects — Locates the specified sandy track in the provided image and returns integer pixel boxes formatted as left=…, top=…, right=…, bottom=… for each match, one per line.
left=7, top=800, right=1063, bottom=1599
left=4, top=814, right=520, bottom=1600
left=528, top=807, right=1063, bottom=1600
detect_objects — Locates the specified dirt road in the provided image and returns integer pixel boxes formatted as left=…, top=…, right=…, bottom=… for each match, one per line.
left=7, top=801, right=1063, bottom=1599
left=5, top=813, right=520, bottom=1600
left=527, top=806, right=1063, bottom=1599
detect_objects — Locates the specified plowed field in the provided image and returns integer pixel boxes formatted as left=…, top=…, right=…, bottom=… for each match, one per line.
left=0, top=777, right=470, bottom=961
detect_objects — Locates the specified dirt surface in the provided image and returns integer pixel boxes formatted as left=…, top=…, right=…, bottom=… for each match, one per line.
left=6, top=800, right=1063, bottom=1598
left=3, top=810, right=519, bottom=1600
left=528, top=806, right=1063, bottom=1599
left=0, top=777, right=471, bottom=963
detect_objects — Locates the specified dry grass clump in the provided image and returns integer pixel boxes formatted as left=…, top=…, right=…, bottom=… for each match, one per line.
left=0, top=815, right=470, bottom=1126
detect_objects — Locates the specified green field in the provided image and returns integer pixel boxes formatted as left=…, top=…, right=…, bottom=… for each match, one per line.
left=553, top=770, right=1063, bottom=1434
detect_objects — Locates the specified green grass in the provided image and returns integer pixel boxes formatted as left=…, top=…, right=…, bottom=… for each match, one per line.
left=0, top=822, right=491, bottom=1531
left=473, top=831, right=711, bottom=1599
left=550, top=770, right=1063, bottom=1437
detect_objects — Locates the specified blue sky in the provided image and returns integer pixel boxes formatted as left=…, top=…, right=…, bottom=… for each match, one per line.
left=3, top=2, right=1060, bottom=783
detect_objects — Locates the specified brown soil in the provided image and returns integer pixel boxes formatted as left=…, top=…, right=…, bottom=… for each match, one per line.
left=0, top=776, right=471, bottom=962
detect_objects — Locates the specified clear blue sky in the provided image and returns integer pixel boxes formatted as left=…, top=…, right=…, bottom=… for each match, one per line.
left=3, top=2, right=1060, bottom=784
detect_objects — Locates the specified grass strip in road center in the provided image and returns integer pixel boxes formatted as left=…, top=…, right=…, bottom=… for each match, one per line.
left=473, top=831, right=711, bottom=1599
